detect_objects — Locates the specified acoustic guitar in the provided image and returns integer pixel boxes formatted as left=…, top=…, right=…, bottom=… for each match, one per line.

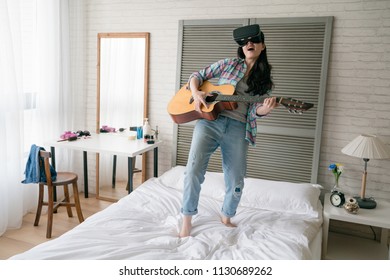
left=167, top=81, right=314, bottom=124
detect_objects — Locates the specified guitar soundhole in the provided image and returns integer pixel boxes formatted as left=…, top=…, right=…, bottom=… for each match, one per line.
left=205, top=92, right=219, bottom=103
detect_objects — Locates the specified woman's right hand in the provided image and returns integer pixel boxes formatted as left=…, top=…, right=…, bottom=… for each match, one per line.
left=189, top=77, right=213, bottom=113
left=191, top=89, right=209, bottom=113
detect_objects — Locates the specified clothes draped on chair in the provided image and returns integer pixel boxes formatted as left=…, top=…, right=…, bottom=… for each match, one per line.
left=21, top=144, right=57, bottom=184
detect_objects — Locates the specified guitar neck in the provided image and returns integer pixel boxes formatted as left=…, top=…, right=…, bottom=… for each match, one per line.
left=209, top=91, right=314, bottom=112
left=213, top=93, right=281, bottom=104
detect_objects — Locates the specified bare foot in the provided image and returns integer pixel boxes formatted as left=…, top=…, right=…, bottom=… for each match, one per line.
left=221, top=216, right=237, bottom=228
left=179, top=215, right=192, bottom=237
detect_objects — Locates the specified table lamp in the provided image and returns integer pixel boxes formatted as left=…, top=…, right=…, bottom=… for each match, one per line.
left=341, top=134, right=390, bottom=209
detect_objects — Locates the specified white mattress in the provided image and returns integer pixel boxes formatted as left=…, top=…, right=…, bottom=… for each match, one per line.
left=10, top=166, right=323, bottom=260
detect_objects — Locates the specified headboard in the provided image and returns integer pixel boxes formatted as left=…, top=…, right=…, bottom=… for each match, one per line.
left=173, top=17, right=333, bottom=184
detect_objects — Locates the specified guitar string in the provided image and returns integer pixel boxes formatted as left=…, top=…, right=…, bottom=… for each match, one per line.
left=206, top=91, right=312, bottom=110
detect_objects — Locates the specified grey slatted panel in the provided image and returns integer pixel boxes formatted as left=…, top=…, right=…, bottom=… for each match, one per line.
left=176, top=125, right=313, bottom=183
left=180, top=23, right=243, bottom=87
left=175, top=18, right=332, bottom=183
left=258, top=23, right=325, bottom=130
left=247, top=134, right=314, bottom=183
left=176, top=124, right=192, bottom=165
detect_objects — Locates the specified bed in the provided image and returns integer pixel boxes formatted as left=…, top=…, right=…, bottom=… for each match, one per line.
left=10, top=165, right=323, bottom=260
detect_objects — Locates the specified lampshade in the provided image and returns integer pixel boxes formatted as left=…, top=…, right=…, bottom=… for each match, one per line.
left=341, top=134, right=390, bottom=209
left=341, top=134, right=390, bottom=159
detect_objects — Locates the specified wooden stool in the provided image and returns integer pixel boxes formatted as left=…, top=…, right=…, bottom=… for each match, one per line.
left=34, top=150, right=84, bottom=238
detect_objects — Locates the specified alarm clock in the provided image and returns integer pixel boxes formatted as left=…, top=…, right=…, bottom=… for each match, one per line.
left=330, top=190, right=345, bottom=207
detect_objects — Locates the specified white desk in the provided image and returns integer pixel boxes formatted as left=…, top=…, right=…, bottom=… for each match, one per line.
left=45, top=133, right=162, bottom=198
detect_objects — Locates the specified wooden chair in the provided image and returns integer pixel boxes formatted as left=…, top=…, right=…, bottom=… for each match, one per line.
left=34, top=150, right=84, bottom=238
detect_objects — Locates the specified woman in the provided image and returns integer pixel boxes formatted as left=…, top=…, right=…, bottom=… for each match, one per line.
left=179, top=24, right=278, bottom=237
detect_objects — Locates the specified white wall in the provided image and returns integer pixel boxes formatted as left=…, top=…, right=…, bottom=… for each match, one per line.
left=75, top=0, right=390, bottom=202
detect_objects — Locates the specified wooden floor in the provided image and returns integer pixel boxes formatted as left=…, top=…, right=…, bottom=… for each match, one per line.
left=0, top=194, right=113, bottom=260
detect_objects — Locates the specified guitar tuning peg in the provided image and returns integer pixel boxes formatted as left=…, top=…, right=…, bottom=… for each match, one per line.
left=291, top=109, right=303, bottom=114
left=288, top=109, right=298, bottom=114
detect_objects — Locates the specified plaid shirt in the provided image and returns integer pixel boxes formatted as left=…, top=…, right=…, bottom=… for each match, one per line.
left=189, top=58, right=269, bottom=145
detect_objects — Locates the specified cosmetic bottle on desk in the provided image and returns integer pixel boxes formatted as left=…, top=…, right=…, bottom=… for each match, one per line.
left=154, top=125, right=159, bottom=140
left=143, top=118, right=152, bottom=142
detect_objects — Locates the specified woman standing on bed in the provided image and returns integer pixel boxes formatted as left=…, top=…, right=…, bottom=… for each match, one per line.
left=179, top=24, right=278, bottom=237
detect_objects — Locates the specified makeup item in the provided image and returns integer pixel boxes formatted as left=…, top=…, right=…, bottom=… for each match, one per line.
left=143, top=118, right=152, bottom=141
left=136, top=126, right=143, bottom=139
left=57, top=136, right=77, bottom=142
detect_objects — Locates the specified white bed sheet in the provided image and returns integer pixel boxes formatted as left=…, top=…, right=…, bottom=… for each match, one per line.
left=10, top=166, right=323, bottom=260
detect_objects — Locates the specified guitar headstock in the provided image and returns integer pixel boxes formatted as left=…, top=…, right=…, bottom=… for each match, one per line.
left=279, top=97, right=314, bottom=114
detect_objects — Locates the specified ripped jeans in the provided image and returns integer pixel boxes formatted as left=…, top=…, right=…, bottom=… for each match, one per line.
left=181, top=115, right=249, bottom=218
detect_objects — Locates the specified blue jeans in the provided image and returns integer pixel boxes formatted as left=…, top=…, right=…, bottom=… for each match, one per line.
left=181, top=116, right=249, bottom=218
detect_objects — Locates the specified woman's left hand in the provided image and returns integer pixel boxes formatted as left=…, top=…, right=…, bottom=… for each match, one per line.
left=256, top=97, right=279, bottom=115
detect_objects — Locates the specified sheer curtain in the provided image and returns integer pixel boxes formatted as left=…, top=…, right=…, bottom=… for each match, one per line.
left=0, top=0, right=85, bottom=236
left=0, top=0, right=25, bottom=235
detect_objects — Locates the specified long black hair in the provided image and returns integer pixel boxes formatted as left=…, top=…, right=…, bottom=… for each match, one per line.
left=237, top=32, right=274, bottom=96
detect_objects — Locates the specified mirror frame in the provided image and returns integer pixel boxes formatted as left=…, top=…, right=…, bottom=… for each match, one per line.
left=96, top=32, right=150, bottom=201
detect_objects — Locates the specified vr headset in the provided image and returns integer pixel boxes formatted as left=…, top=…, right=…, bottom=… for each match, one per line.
left=233, top=24, right=263, bottom=47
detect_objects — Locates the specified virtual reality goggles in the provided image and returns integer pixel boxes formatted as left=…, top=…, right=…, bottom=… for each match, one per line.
left=233, top=24, right=263, bottom=47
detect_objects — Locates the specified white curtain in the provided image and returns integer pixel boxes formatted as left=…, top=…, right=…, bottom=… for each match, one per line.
left=0, top=0, right=85, bottom=237
left=0, top=0, right=25, bottom=235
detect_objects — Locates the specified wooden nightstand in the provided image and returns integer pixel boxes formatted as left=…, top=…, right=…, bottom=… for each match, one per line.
left=322, top=192, right=390, bottom=260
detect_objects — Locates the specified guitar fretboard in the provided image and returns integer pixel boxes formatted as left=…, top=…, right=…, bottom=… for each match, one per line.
left=210, top=91, right=281, bottom=103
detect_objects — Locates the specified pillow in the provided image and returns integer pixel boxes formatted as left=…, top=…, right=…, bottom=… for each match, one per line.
left=240, top=177, right=322, bottom=217
left=196, top=171, right=226, bottom=201
left=158, top=166, right=322, bottom=217
left=158, top=165, right=226, bottom=200
left=157, top=165, right=186, bottom=189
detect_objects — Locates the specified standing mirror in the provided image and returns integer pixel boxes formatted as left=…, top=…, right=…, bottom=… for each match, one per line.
left=96, top=32, right=150, bottom=201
